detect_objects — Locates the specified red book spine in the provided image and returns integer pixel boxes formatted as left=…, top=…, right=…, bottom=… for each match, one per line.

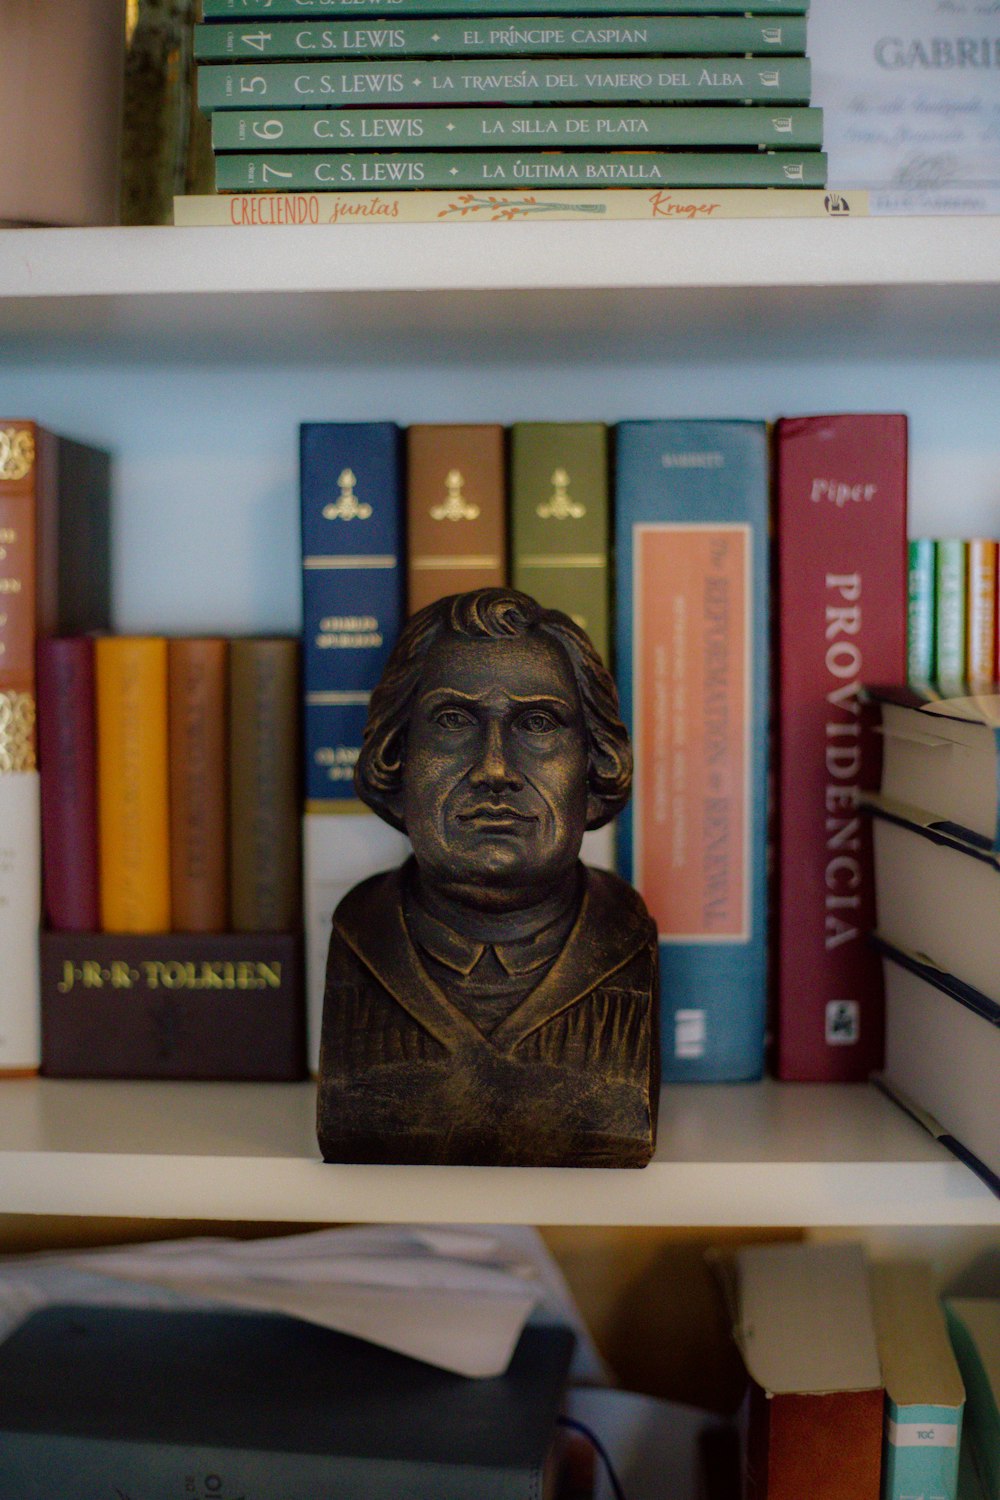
left=774, top=414, right=908, bottom=1081
left=36, top=635, right=100, bottom=931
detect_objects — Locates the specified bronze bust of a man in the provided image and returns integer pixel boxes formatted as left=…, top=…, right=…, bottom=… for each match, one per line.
left=316, top=588, right=660, bottom=1168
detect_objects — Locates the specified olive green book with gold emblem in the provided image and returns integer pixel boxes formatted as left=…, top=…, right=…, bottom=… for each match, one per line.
left=510, top=423, right=610, bottom=667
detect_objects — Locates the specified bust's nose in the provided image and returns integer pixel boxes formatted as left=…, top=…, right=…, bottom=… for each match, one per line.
left=470, top=715, right=524, bottom=793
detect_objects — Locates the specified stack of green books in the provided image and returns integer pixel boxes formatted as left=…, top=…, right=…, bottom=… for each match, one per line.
left=195, top=0, right=826, bottom=193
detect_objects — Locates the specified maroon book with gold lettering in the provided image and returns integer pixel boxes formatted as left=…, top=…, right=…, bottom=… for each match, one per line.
left=37, top=635, right=100, bottom=931
left=773, top=414, right=908, bottom=1080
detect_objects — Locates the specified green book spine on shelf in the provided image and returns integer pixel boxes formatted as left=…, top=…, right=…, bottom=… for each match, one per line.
left=216, top=149, right=827, bottom=191
left=509, top=422, right=610, bottom=666
left=213, top=104, right=824, bottom=152
left=199, top=55, right=813, bottom=109
left=195, top=16, right=808, bottom=60
left=907, top=538, right=936, bottom=688
left=934, top=538, right=967, bottom=693
left=201, top=0, right=811, bottom=17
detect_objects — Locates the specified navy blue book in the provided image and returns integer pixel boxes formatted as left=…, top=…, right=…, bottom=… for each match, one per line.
left=0, top=1306, right=575, bottom=1499
left=614, top=420, right=770, bottom=1081
left=300, top=421, right=405, bottom=809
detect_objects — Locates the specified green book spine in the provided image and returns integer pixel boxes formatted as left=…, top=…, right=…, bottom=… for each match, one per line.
left=510, top=423, right=610, bottom=665
left=907, top=538, right=936, bottom=687
left=213, top=104, right=824, bottom=152
left=216, top=149, right=827, bottom=190
left=934, top=538, right=967, bottom=693
left=199, top=56, right=813, bottom=109
left=195, top=16, right=808, bottom=60
left=202, top=0, right=810, bottom=18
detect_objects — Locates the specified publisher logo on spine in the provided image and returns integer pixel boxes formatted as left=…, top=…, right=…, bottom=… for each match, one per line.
left=825, top=999, right=860, bottom=1046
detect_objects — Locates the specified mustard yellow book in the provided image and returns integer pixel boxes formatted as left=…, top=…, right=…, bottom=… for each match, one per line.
left=96, top=636, right=171, bottom=932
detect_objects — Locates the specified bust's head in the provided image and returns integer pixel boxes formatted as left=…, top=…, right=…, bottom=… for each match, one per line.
left=356, top=589, right=632, bottom=913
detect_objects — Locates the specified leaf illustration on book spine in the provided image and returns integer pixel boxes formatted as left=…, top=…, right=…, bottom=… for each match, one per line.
left=538, top=467, right=585, bottom=520
left=0, top=429, right=35, bottom=483
left=430, top=468, right=480, bottom=521
left=323, top=467, right=373, bottom=521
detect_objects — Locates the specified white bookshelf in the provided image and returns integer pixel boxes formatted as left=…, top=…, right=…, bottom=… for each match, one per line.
left=1, top=217, right=998, bottom=1230
left=2, top=1078, right=996, bottom=1227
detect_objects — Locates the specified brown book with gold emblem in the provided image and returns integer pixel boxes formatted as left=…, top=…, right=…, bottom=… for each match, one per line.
left=229, top=636, right=302, bottom=931
left=168, top=637, right=229, bottom=932
left=405, top=424, right=507, bottom=615
left=0, top=422, right=111, bottom=1072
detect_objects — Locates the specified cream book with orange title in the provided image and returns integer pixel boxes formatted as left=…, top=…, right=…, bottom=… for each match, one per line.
left=96, top=636, right=171, bottom=933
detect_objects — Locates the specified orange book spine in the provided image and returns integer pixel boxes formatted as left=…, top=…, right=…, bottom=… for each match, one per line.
left=168, top=637, right=229, bottom=932
left=96, top=636, right=171, bottom=933
left=966, top=538, right=997, bottom=690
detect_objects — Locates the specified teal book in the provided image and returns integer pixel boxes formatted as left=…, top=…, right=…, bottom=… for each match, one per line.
left=199, top=56, right=812, bottom=109
left=195, top=16, right=808, bottom=60
left=946, top=1300, right=1000, bottom=1500
left=213, top=104, right=824, bottom=152
left=216, top=149, right=827, bottom=191
left=614, top=420, right=770, bottom=1081
left=872, top=1261, right=966, bottom=1500
left=908, top=537, right=937, bottom=687
left=935, top=538, right=967, bottom=694
left=202, top=0, right=811, bottom=17
left=0, top=1306, right=576, bottom=1499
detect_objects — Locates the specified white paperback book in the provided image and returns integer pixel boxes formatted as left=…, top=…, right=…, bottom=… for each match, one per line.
left=810, top=0, right=1000, bottom=214
left=0, top=772, right=41, bottom=1072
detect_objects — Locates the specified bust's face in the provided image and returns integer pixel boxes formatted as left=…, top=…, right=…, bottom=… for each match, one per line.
left=400, top=629, right=590, bottom=911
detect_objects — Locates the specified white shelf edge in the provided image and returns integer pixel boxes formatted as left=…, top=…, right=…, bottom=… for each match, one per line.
left=2, top=1079, right=996, bottom=1227
left=3, top=1154, right=994, bottom=1228
left=2, top=217, right=1000, bottom=299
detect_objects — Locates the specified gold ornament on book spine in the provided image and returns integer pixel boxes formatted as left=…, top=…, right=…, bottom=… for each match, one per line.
left=0, top=429, right=35, bottom=483
left=323, top=468, right=373, bottom=522
left=0, top=691, right=36, bottom=772
left=537, top=468, right=585, bottom=521
left=430, top=469, right=480, bottom=522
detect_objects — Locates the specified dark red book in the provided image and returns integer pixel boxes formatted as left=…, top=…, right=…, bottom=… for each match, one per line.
left=36, top=635, right=99, bottom=931
left=774, top=414, right=908, bottom=1081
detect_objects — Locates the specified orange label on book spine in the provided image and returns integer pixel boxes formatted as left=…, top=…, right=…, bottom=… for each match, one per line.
left=96, top=636, right=171, bottom=933
left=633, top=522, right=749, bottom=941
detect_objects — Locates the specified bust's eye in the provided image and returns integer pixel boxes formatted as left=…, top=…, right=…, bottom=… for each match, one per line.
left=519, top=709, right=560, bottom=735
left=434, top=707, right=474, bottom=731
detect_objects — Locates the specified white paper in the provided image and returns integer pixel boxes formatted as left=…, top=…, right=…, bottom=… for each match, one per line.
left=0, top=1225, right=604, bottom=1381
left=811, top=0, right=1000, bottom=213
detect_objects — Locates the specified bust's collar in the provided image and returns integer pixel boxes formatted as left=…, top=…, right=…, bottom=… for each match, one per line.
left=334, top=859, right=654, bottom=1053
left=403, top=861, right=580, bottom=978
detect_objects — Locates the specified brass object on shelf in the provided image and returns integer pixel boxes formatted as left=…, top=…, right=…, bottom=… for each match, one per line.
left=317, top=588, right=660, bottom=1168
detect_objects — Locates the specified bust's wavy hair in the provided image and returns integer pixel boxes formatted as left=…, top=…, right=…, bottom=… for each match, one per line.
left=356, top=587, right=632, bottom=832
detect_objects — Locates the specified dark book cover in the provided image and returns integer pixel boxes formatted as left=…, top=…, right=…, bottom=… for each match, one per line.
left=40, top=929, right=305, bottom=1080
left=774, top=414, right=908, bottom=1081
left=36, top=635, right=99, bottom=931
left=300, top=421, right=404, bottom=808
left=0, top=1306, right=573, bottom=1499
left=229, top=636, right=302, bottom=932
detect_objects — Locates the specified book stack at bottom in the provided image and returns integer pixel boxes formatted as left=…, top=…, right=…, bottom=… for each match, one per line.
left=194, top=1, right=826, bottom=196
left=863, top=684, right=1000, bottom=1196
